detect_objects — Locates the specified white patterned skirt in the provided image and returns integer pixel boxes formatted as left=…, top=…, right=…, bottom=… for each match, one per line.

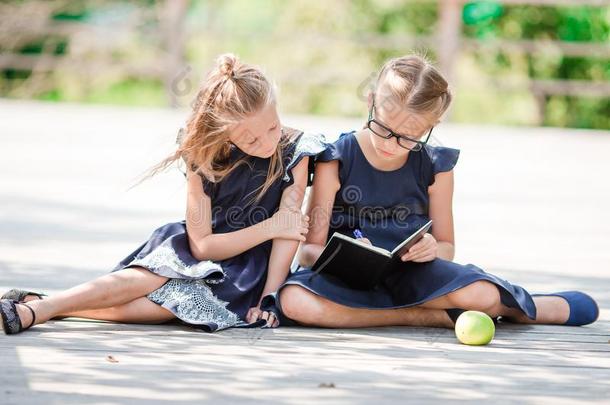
left=112, top=222, right=265, bottom=332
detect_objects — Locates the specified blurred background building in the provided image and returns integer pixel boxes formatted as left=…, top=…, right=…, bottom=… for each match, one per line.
left=0, top=0, right=608, bottom=129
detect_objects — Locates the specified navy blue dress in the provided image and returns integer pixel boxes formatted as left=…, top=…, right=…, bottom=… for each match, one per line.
left=265, top=131, right=537, bottom=323
left=112, top=130, right=328, bottom=332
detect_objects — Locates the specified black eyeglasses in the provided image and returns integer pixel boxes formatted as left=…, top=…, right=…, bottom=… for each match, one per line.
left=367, top=98, right=433, bottom=152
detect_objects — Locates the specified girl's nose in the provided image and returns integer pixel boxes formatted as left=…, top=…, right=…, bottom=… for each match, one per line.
left=384, top=136, right=399, bottom=151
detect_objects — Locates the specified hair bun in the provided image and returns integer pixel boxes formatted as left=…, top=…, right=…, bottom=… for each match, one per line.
left=216, top=53, right=238, bottom=78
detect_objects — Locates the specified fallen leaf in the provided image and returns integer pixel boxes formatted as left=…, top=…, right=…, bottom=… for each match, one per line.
left=106, top=355, right=119, bottom=363
left=318, top=383, right=335, bottom=388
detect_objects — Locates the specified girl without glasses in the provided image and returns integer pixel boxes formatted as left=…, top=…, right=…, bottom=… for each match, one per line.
left=1, top=54, right=327, bottom=334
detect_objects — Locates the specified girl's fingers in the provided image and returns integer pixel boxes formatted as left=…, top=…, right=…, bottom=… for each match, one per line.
left=260, top=311, right=278, bottom=327
left=408, top=235, right=434, bottom=257
left=406, top=247, right=422, bottom=259
left=404, top=243, right=431, bottom=260
left=408, top=248, right=431, bottom=262
left=402, top=251, right=420, bottom=261
left=411, top=248, right=436, bottom=262
left=247, top=308, right=260, bottom=323
left=412, top=253, right=435, bottom=263
left=287, top=231, right=306, bottom=241
left=410, top=254, right=423, bottom=262
left=266, top=312, right=277, bottom=327
left=403, top=235, right=436, bottom=262
left=407, top=242, right=426, bottom=257
left=412, top=248, right=431, bottom=259
left=401, top=253, right=416, bottom=262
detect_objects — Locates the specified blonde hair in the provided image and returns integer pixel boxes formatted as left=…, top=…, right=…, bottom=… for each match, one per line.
left=143, top=53, right=290, bottom=202
left=374, top=54, right=452, bottom=120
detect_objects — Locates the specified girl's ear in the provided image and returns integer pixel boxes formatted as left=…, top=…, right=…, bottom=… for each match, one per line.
left=367, top=92, right=374, bottom=111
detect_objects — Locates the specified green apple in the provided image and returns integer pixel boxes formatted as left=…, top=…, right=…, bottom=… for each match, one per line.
left=455, top=310, right=495, bottom=345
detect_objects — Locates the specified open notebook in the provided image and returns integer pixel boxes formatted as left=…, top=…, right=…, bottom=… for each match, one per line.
left=309, top=220, right=433, bottom=290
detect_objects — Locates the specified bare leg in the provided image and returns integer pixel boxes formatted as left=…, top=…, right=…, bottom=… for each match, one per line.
left=14, top=266, right=168, bottom=327
left=22, top=295, right=44, bottom=303
left=61, top=297, right=175, bottom=324
left=279, top=282, right=570, bottom=329
left=280, top=286, right=454, bottom=328
left=417, top=281, right=569, bottom=324
left=500, top=296, right=570, bottom=324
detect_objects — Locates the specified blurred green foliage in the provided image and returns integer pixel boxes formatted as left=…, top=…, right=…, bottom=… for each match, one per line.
left=0, top=0, right=608, bottom=129
left=462, top=1, right=609, bottom=128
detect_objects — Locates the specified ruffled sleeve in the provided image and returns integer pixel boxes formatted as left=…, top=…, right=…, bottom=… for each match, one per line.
left=425, top=145, right=460, bottom=178
left=281, top=131, right=329, bottom=189
left=315, top=132, right=354, bottom=183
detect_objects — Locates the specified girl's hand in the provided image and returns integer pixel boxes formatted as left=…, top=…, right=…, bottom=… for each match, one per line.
left=356, top=237, right=372, bottom=246
left=401, top=233, right=437, bottom=262
left=269, top=208, right=309, bottom=241
left=246, top=306, right=279, bottom=328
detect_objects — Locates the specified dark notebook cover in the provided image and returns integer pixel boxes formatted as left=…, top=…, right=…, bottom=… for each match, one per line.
left=309, top=220, right=432, bottom=290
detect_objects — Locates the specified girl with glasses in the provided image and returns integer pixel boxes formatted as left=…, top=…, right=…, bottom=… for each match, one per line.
left=263, top=54, right=599, bottom=329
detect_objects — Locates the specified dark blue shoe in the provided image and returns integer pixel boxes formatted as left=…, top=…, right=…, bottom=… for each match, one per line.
left=532, top=291, right=599, bottom=326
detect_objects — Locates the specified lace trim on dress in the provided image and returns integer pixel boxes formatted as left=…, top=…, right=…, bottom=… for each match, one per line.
left=282, top=132, right=328, bottom=182
left=148, top=279, right=241, bottom=330
left=130, top=244, right=225, bottom=282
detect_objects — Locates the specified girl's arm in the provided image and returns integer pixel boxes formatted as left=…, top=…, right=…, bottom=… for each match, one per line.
left=297, top=160, right=341, bottom=267
left=185, top=167, right=306, bottom=262
left=427, top=170, right=455, bottom=260
left=257, top=157, right=310, bottom=301
left=403, top=170, right=455, bottom=262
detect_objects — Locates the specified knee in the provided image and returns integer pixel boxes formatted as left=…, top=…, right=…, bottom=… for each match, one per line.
left=279, top=285, right=325, bottom=325
left=448, top=281, right=500, bottom=312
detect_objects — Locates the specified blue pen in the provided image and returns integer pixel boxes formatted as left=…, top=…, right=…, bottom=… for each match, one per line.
left=353, top=229, right=365, bottom=239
